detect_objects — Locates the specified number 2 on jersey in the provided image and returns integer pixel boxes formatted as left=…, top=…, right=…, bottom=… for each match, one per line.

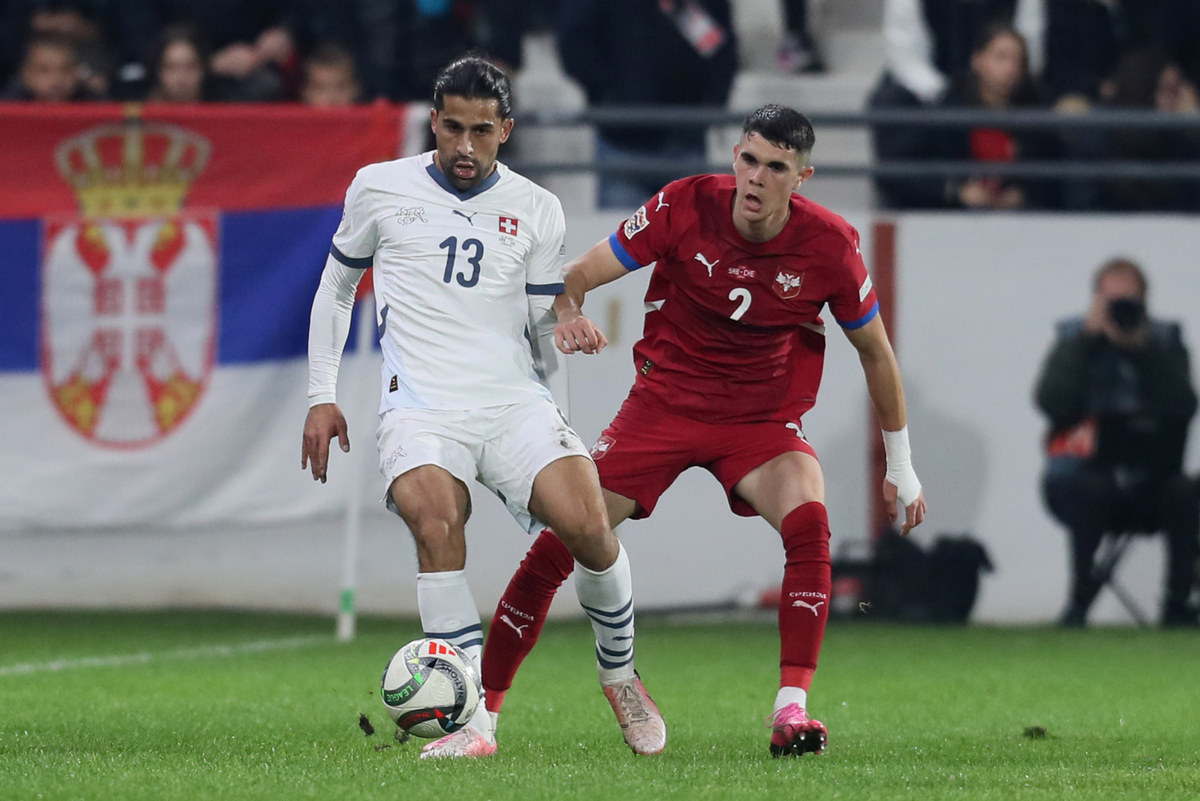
left=440, top=236, right=483, bottom=287
left=728, top=287, right=752, bottom=321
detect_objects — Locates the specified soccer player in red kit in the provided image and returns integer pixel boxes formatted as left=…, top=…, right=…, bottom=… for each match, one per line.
left=460, top=104, right=925, bottom=758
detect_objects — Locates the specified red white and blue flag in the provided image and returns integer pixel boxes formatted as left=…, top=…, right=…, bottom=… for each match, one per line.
left=0, top=103, right=408, bottom=526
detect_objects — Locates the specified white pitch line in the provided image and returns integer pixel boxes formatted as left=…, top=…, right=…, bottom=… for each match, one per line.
left=0, top=635, right=332, bottom=677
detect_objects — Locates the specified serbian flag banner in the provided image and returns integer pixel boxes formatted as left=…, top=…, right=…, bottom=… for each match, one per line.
left=0, top=103, right=407, bottom=527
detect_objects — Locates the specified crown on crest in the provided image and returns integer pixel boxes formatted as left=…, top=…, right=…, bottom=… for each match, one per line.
left=55, top=108, right=211, bottom=219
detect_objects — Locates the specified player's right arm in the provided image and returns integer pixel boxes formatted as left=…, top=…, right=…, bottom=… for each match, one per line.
left=555, top=184, right=678, bottom=354
left=302, top=169, right=377, bottom=482
left=553, top=238, right=630, bottom=355
left=302, top=258, right=363, bottom=482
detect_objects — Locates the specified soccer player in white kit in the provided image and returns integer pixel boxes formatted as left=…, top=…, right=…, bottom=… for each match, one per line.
left=301, top=56, right=661, bottom=758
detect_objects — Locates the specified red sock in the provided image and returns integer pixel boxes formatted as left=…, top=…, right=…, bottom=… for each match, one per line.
left=482, top=529, right=575, bottom=713
left=778, top=502, right=832, bottom=692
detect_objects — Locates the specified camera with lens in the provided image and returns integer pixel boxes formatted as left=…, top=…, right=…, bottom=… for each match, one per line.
left=1107, top=298, right=1145, bottom=332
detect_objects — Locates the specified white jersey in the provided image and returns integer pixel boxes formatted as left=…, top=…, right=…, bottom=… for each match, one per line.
left=330, top=152, right=566, bottom=412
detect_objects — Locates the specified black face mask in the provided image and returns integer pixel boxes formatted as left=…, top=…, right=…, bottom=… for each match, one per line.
left=1108, top=298, right=1146, bottom=331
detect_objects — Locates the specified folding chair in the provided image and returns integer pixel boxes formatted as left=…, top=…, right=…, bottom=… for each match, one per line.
left=1089, top=531, right=1152, bottom=626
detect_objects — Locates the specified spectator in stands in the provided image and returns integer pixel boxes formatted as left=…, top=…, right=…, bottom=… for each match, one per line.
left=1098, top=49, right=1200, bottom=212
left=0, top=1, right=115, bottom=98
left=103, top=1, right=296, bottom=102
left=145, top=23, right=210, bottom=103
left=300, top=43, right=361, bottom=107
left=1, top=31, right=99, bottom=101
left=777, top=0, right=825, bottom=74
left=938, top=24, right=1058, bottom=210
left=1036, top=257, right=1199, bottom=628
left=559, top=0, right=738, bottom=209
left=1154, top=0, right=1200, bottom=91
left=869, top=0, right=1042, bottom=208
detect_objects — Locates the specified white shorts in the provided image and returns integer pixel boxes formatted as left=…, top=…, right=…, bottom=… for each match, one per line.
left=375, top=396, right=592, bottom=534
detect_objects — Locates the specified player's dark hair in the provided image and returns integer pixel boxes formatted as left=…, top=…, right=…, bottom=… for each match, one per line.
left=432, top=54, right=512, bottom=119
left=742, top=104, right=815, bottom=156
left=1093, top=257, right=1148, bottom=297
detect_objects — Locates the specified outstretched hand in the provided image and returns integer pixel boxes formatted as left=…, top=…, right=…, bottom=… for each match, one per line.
left=302, top=403, right=349, bottom=483
left=555, top=312, right=608, bottom=355
left=883, top=480, right=926, bottom=537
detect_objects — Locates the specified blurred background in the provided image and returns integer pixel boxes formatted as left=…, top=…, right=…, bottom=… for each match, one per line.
left=2, top=0, right=1199, bottom=629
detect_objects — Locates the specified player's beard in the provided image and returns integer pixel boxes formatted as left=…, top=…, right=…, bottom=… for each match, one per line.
left=443, top=155, right=488, bottom=191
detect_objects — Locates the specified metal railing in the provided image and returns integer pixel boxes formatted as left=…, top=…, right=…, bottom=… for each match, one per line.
left=508, top=106, right=1200, bottom=181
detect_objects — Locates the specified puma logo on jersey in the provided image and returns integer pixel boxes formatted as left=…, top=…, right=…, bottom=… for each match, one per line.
left=786, top=422, right=807, bottom=441
left=654, top=192, right=670, bottom=212
left=792, top=599, right=825, bottom=615
left=694, top=252, right=719, bottom=277
left=452, top=209, right=478, bottom=225
left=500, top=614, right=530, bottom=638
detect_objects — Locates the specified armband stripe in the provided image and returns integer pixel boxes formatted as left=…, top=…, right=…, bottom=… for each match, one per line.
left=526, top=282, right=564, bottom=296
left=608, top=233, right=645, bottom=271
left=330, top=243, right=373, bottom=269
left=837, top=300, right=879, bottom=330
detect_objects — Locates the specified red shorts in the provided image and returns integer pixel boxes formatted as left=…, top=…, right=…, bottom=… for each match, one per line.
left=588, top=391, right=818, bottom=519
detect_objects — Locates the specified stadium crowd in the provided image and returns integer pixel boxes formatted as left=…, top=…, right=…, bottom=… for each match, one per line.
left=1, top=0, right=1197, bottom=213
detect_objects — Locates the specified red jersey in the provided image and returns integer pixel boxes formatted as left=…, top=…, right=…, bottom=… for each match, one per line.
left=609, top=174, right=878, bottom=424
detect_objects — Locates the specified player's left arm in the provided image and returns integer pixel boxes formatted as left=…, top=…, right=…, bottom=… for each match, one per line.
left=843, top=316, right=927, bottom=535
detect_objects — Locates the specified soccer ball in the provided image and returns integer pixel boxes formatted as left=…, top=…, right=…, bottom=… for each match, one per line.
left=380, top=638, right=481, bottom=738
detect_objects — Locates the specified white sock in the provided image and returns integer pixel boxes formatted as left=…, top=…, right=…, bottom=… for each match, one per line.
left=574, top=543, right=636, bottom=684
left=774, top=686, right=808, bottom=714
left=417, top=569, right=492, bottom=737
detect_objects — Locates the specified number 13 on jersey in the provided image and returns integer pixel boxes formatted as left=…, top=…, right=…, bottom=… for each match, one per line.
left=440, top=236, right=484, bottom=287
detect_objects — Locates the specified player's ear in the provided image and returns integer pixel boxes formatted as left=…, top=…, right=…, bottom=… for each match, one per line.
left=732, top=142, right=741, bottom=169
left=795, top=159, right=815, bottom=189
left=499, top=117, right=514, bottom=143
left=429, top=107, right=438, bottom=134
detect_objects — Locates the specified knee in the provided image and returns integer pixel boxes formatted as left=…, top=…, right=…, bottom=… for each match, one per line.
left=1043, top=461, right=1115, bottom=528
left=553, top=505, right=611, bottom=547
left=781, top=504, right=831, bottom=566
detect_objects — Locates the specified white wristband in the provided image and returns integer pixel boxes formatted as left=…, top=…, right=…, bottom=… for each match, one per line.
left=882, top=426, right=922, bottom=506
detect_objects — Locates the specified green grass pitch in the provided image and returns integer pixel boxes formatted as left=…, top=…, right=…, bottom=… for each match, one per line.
left=1, top=610, right=1198, bottom=800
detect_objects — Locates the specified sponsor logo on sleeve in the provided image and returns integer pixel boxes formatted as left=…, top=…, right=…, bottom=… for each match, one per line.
left=590, top=434, right=616, bottom=459
left=623, top=205, right=650, bottom=239
left=858, top=274, right=873, bottom=302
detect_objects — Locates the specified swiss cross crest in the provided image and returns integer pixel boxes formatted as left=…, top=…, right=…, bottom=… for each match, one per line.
left=499, top=216, right=518, bottom=235
left=772, top=269, right=804, bottom=300
left=42, top=118, right=215, bottom=448
left=589, top=434, right=616, bottom=460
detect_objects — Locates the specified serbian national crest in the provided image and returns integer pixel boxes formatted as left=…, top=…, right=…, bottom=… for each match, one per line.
left=42, top=114, right=216, bottom=448
left=773, top=269, right=804, bottom=300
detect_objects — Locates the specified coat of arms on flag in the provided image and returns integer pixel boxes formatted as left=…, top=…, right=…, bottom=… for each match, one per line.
left=42, top=116, right=216, bottom=448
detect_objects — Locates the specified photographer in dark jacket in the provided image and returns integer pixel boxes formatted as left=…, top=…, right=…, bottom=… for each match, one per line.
left=1036, top=258, right=1199, bottom=627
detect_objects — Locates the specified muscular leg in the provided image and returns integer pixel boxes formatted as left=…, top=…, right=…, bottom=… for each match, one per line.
left=389, top=466, right=493, bottom=737
left=482, top=488, right=637, bottom=712
left=735, top=450, right=830, bottom=755
left=735, top=451, right=828, bottom=703
left=528, top=456, right=636, bottom=680
left=526, top=456, right=664, bottom=754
